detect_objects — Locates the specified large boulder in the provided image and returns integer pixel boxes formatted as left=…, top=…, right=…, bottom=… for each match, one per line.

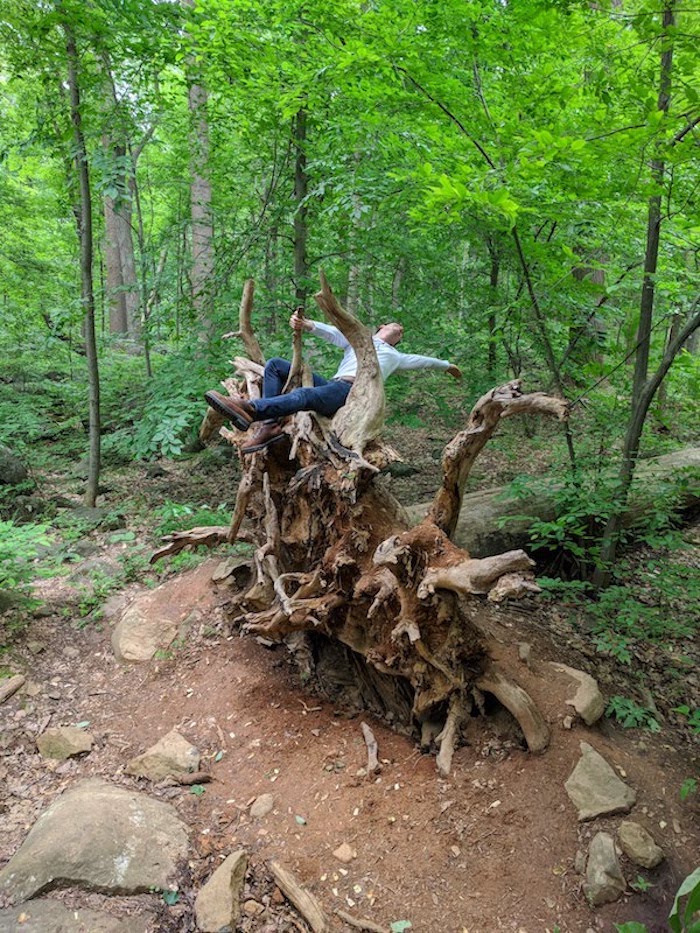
left=0, top=446, right=29, bottom=486
left=0, top=898, right=150, bottom=932
left=0, top=779, right=188, bottom=903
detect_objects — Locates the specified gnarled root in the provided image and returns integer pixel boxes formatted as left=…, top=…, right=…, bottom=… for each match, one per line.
left=476, top=666, right=550, bottom=753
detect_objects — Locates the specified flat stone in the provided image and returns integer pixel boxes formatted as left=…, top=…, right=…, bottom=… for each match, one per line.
left=584, top=832, right=626, bottom=906
left=0, top=778, right=188, bottom=903
left=0, top=898, right=150, bottom=931
left=126, top=730, right=200, bottom=781
left=549, top=663, right=605, bottom=725
left=250, top=794, right=274, bottom=819
left=111, top=562, right=218, bottom=662
left=565, top=742, right=636, bottom=821
left=332, top=842, right=356, bottom=864
left=36, top=726, right=94, bottom=761
left=194, top=850, right=247, bottom=932
left=618, top=821, right=664, bottom=869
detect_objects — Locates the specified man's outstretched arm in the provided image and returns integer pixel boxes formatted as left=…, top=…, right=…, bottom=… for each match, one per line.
left=395, top=350, right=462, bottom=379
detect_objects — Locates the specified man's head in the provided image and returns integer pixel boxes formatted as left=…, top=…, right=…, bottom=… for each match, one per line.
left=375, top=322, right=404, bottom=346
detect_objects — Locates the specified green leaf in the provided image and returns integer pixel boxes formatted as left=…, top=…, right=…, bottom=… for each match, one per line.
left=162, top=889, right=180, bottom=906
left=190, top=784, right=206, bottom=797
left=390, top=923, right=412, bottom=933
left=214, top=750, right=224, bottom=762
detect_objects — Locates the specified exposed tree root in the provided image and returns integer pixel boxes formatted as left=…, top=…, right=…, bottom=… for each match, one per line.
left=158, top=275, right=570, bottom=771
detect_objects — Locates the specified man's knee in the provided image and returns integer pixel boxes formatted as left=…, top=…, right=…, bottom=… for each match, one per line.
left=265, top=357, right=291, bottom=375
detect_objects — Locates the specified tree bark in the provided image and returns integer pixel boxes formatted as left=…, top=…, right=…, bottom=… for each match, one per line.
left=65, top=24, right=100, bottom=508
left=188, top=78, right=214, bottom=328
left=631, top=0, right=676, bottom=404
left=293, top=108, right=309, bottom=307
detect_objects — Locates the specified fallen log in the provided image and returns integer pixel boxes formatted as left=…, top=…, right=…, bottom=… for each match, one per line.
left=406, top=447, right=700, bottom=558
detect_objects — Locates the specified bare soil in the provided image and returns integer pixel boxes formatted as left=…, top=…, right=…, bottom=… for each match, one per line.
left=1, top=426, right=698, bottom=933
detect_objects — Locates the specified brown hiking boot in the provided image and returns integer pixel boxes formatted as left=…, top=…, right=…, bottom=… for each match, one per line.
left=204, top=391, right=255, bottom=431
left=241, top=421, right=287, bottom=455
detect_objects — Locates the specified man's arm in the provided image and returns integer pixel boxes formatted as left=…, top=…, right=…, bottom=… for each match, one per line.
left=395, top=351, right=462, bottom=378
left=290, top=311, right=350, bottom=350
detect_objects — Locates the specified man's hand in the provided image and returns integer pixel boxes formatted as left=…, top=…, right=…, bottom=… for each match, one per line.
left=446, top=365, right=462, bottom=379
left=290, top=311, right=313, bottom=333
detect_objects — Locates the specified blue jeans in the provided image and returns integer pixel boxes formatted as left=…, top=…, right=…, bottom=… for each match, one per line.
left=251, top=357, right=352, bottom=422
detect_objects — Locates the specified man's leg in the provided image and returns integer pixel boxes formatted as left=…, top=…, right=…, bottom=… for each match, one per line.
left=251, top=378, right=351, bottom=422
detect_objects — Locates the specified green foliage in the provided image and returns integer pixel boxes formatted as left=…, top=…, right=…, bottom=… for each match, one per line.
left=679, top=778, right=697, bottom=802
left=673, top=706, right=700, bottom=735
left=606, top=696, right=660, bottom=732
left=614, top=924, right=649, bottom=933
left=0, top=519, right=50, bottom=592
left=630, top=875, right=654, bottom=893
left=669, top=866, right=700, bottom=933
left=155, top=501, right=231, bottom=536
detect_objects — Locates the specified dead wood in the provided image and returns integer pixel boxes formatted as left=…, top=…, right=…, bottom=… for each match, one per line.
left=0, top=675, right=25, bottom=705
left=427, top=381, right=568, bottom=540
left=269, top=860, right=328, bottom=933
left=335, top=908, right=389, bottom=933
left=360, top=721, right=380, bottom=773
left=159, top=274, right=569, bottom=770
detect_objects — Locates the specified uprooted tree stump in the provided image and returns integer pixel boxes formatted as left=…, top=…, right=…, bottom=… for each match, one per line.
left=153, top=274, right=569, bottom=773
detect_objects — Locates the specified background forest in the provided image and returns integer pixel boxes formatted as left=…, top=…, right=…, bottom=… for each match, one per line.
left=1, top=0, right=699, bottom=739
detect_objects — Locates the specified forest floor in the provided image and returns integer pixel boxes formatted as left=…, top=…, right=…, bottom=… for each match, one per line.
left=1, top=418, right=699, bottom=933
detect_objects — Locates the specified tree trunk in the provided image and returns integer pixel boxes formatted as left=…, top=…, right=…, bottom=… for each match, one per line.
left=65, top=24, right=100, bottom=508
left=593, top=0, right=678, bottom=586
left=103, top=175, right=128, bottom=334
left=632, top=0, right=675, bottom=404
left=158, top=274, right=569, bottom=769
left=293, top=108, right=308, bottom=307
left=188, top=78, right=214, bottom=328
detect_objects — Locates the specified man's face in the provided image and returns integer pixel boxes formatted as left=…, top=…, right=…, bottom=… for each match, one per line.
left=376, top=322, right=404, bottom=346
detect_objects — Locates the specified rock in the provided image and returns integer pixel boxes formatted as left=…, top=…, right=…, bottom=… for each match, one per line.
left=574, top=849, right=587, bottom=874
left=126, top=730, right=200, bottom=781
left=549, top=663, right=605, bottom=725
left=618, top=821, right=664, bottom=869
left=211, top=556, right=252, bottom=584
left=0, top=898, right=150, bottom=931
left=112, top=561, right=218, bottom=662
left=250, top=794, right=274, bottom=819
left=144, top=463, right=168, bottom=479
left=243, top=899, right=264, bottom=916
left=562, top=715, right=574, bottom=730
left=0, top=675, right=26, bottom=704
left=565, top=742, right=636, bottom=821
left=194, top=850, right=247, bottom=933
left=69, top=505, right=111, bottom=525
left=0, top=446, right=29, bottom=485
left=518, top=642, right=532, bottom=665
left=36, top=726, right=94, bottom=760
left=72, top=539, right=101, bottom=558
left=332, top=843, right=356, bottom=864
left=584, top=832, right=626, bottom=906
left=0, top=778, right=188, bottom=903
left=68, top=557, right=121, bottom=586
left=63, top=646, right=80, bottom=659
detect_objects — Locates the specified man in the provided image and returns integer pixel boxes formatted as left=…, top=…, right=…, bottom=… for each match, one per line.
left=205, top=311, right=462, bottom=454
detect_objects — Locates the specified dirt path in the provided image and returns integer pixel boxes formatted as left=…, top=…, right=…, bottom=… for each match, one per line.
left=1, top=555, right=698, bottom=933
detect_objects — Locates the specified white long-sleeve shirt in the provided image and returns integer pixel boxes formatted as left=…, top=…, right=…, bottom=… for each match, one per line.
left=309, top=320, right=451, bottom=381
